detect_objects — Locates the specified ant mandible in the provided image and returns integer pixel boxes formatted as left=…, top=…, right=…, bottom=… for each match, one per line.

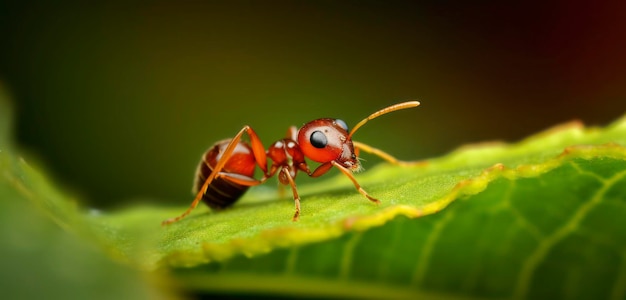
left=162, top=101, right=420, bottom=225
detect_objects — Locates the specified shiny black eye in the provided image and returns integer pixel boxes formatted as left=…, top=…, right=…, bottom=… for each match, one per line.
left=335, top=119, right=349, bottom=132
left=310, top=130, right=327, bottom=148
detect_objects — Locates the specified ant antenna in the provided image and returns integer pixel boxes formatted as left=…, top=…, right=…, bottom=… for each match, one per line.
left=348, top=101, right=420, bottom=138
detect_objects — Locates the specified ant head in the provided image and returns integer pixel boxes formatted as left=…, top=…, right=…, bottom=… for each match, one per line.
left=297, top=118, right=359, bottom=170
left=297, top=101, right=421, bottom=171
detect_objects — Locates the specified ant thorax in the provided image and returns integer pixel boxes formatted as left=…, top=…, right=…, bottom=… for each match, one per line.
left=267, top=138, right=309, bottom=182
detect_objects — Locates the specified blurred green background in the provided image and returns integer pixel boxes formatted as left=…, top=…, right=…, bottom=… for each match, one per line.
left=1, top=1, right=625, bottom=208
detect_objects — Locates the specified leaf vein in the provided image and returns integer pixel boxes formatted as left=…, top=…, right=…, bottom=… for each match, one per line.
left=513, top=168, right=626, bottom=299
left=610, top=250, right=626, bottom=300
left=569, top=161, right=607, bottom=183
left=411, top=210, right=455, bottom=286
left=377, top=216, right=403, bottom=281
left=284, top=246, right=299, bottom=276
left=339, top=231, right=363, bottom=281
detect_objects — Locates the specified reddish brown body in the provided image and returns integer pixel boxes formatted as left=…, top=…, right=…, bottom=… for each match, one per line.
left=163, top=101, right=421, bottom=225
left=194, top=141, right=256, bottom=209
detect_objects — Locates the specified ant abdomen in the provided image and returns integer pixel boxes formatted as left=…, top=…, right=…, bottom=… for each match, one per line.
left=193, top=139, right=256, bottom=209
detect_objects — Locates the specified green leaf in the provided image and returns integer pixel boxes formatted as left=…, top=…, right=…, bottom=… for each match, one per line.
left=2, top=83, right=626, bottom=299
left=165, top=144, right=626, bottom=300
left=91, top=117, right=626, bottom=266
left=94, top=118, right=626, bottom=299
left=0, top=89, right=175, bottom=300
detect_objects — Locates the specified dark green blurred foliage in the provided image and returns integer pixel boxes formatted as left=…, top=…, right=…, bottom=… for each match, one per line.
left=1, top=1, right=624, bottom=207
left=0, top=88, right=173, bottom=300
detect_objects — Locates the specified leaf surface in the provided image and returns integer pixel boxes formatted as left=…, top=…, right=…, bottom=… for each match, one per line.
left=2, top=88, right=626, bottom=298
left=0, top=88, right=174, bottom=300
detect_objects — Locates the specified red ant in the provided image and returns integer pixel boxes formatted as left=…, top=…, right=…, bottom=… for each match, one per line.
left=162, top=101, right=420, bottom=225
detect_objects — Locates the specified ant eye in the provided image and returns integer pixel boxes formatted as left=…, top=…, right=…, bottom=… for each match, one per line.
left=335, top=119, right=349, bottom=132
left=310, top=131, right=327, bottom=148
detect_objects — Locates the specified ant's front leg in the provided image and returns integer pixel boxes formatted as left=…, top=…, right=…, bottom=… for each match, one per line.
left=330, top=161, right=380, bottom=204
left=308, top=161, right=380, bottom=205
left=353, top=141, right=426, bottom=167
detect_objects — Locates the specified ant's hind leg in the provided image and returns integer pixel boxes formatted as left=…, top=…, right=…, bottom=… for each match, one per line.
left=353, top=141, right=426, bottom=167
left=216, top=172, right=266, bottom=187
left=162, top=126, right=265, bottom=226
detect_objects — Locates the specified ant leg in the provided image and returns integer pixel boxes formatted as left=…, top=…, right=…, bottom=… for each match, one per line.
left=331, top=161, right=380, bottom=204
left=280, top=168, right=302, bottom=221
left=353, top=141, right=425, bottom=167
left=162, top=126, right=264, bottom=226
left=308, top=161, right=333, bottom=178
left=215, top=172, right=266, bottom=186
left=244, top=126, right=268, bottom=173
left=286, top=126, right=298, bottom=140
